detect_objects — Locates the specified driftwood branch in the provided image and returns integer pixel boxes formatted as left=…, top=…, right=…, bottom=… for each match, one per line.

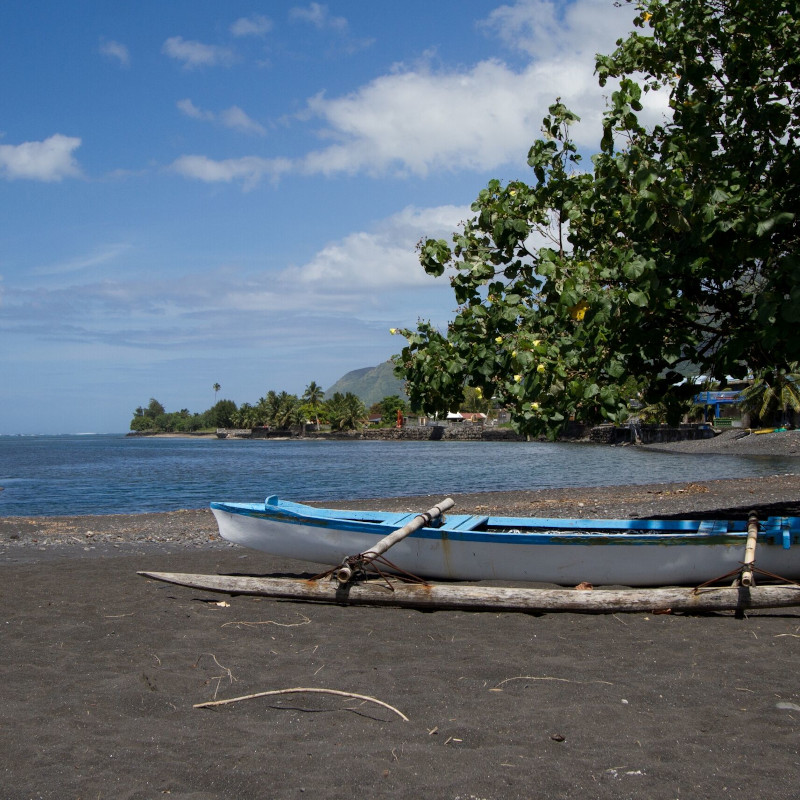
left=194, top=687, right=409, bottom=721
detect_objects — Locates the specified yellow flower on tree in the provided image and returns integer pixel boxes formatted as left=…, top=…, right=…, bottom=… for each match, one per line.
left=569, top=300, right=589, bottom=321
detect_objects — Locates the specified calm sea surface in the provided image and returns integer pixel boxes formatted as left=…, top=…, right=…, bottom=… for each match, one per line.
left=0, top=434, right=797, bottom=517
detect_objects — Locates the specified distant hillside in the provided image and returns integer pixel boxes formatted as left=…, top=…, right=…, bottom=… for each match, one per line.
left=325, top=361, right=408, bottom=408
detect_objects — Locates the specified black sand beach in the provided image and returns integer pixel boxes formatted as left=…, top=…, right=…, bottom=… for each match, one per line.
left=3, top=440, right=800, bottom=799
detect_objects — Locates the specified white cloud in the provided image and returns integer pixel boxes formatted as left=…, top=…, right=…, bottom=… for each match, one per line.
left=169, top=154, right=291, bottom=189
left=177, top=98, right=214, bottom=121
left=290, top=3, right=348, bottom=31
left=220, top=106, right=267, bottom=136
left=289, top=0, right=641, bottom=178
left=0, top=134, right=82, bottom=182
left=177, top=100, right=266, bottom=135
left=298, top=57, right=599, bottom=178
left=230, top=15, right=273, bottom=37
left=99, top=39, right=130, bottom=68
left=162, top=36, right=236, bottom=70
left=280, top=204, right=469, bottom=291
left=169, top=0, right=667, bottom=188
left=481, top=0, right=626, bottom=61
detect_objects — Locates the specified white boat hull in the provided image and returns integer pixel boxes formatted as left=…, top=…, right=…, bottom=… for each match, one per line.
left=210, top=499, right=800, bottom=587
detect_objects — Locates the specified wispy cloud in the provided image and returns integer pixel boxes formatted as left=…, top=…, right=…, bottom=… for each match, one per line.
left=230, top=14, right=273, bottom=37
left=99, top=38, right=130, bottom=68
left=177, top=99, right=266, bottom=136
left=288, top=2, right=372, bottom=55
left=162, top=36, right=236, bottom=70
left=0, top=134, right=82, bottom=182
left=3, top=204, right=463, bottom=350
left=169, top=154, right=291, bottom=189
left=289, top=3, right=348, bottom=31
left=177, top=98, right=214, bottom=121
left=32, top=243, right=131, bottom=277
left=219, top=106, right=267, bottom=136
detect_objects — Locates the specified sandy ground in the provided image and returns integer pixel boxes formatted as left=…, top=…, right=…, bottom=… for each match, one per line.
left=2, top=457, right=800, bottom=798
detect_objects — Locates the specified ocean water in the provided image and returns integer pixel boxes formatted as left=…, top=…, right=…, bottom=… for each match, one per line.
left=0, top=433, right=797, bottom=517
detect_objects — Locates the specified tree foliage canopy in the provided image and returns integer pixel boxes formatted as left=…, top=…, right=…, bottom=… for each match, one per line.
left=394, top=0, right=799, bottom=438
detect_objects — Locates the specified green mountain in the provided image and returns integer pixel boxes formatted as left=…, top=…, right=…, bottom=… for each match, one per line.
left=325, top=361, right=407, bottom=408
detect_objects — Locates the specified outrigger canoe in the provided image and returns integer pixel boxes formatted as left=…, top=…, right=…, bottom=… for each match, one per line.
left=209, top=495, right=800, bottom=587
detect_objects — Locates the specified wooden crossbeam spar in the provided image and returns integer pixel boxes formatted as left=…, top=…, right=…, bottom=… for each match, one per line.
left=335, top=498, right=455, bottom=584
left=741, top=511, right=759, bottom=587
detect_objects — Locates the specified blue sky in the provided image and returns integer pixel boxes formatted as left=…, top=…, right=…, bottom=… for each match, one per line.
left=0, top=0, right=656, bottom=434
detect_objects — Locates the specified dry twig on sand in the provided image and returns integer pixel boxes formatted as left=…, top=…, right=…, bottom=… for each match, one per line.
left=194, top=687, right=409, bottom=721
left=221, top=612, right=311, bottom=629
left=491, top=675, right=614, bottom=690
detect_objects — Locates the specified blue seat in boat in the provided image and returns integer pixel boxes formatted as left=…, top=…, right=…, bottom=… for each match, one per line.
left=440, top=514, right=490, bottom=531
left=697, top=520, right=728, bottom=534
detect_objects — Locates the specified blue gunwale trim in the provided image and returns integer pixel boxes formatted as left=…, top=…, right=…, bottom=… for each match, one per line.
left=210, top=499, right=800, bottom=547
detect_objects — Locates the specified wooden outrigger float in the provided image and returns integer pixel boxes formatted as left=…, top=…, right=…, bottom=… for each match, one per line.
left=138, top=570, right=800, bottom=614
left=140, top=499, right=800, bottom=614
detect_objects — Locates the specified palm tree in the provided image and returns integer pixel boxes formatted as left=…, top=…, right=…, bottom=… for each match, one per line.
left=326, top=392, right=366, bottom=431
left=213, top=383, right=221, bottom=403
left=739, top=365, right=800, bottom=427
left=258, top=390, right=300, bottom=430
left=302, top=381, right=325, bottom=430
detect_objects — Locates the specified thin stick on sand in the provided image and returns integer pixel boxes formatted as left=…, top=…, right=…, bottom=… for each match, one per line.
left=194, top=687, right=410, bottom=721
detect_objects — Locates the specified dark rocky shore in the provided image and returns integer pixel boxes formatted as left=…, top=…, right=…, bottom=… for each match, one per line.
left=3, top=474, right=800, bottom=557
left=2, top=436, right=799, bottom=799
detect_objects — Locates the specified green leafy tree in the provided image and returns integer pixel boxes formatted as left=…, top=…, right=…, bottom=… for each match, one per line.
left=395, top=0, right=799, bottom=438
left=208, top=399, right=238, bottom=429
left=129, top=412, right=151, bottom=432
left=146, top=398, right=166, bottom=418
left=375, top=395, right=407, bottom=426
left=129, top=398, right=166, bottom=431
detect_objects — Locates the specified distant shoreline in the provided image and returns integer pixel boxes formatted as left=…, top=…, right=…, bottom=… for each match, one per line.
left=126, top=431, right=217, bottom=439
left=128, top=427, right=800, bottom=457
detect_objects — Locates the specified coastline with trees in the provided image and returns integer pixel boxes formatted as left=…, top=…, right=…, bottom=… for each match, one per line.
left=128, top=382, right=415, bottom=436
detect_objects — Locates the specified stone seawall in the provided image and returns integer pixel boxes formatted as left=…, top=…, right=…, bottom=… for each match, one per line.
left=589, top=424, right=715, bottom=445
left=356, top=425, right=524, bottom=441
left=215, top=423, right=713, bottom=444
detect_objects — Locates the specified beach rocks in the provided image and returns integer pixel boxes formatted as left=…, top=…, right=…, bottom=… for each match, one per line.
left=3, top=473, right=800, bottom=558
